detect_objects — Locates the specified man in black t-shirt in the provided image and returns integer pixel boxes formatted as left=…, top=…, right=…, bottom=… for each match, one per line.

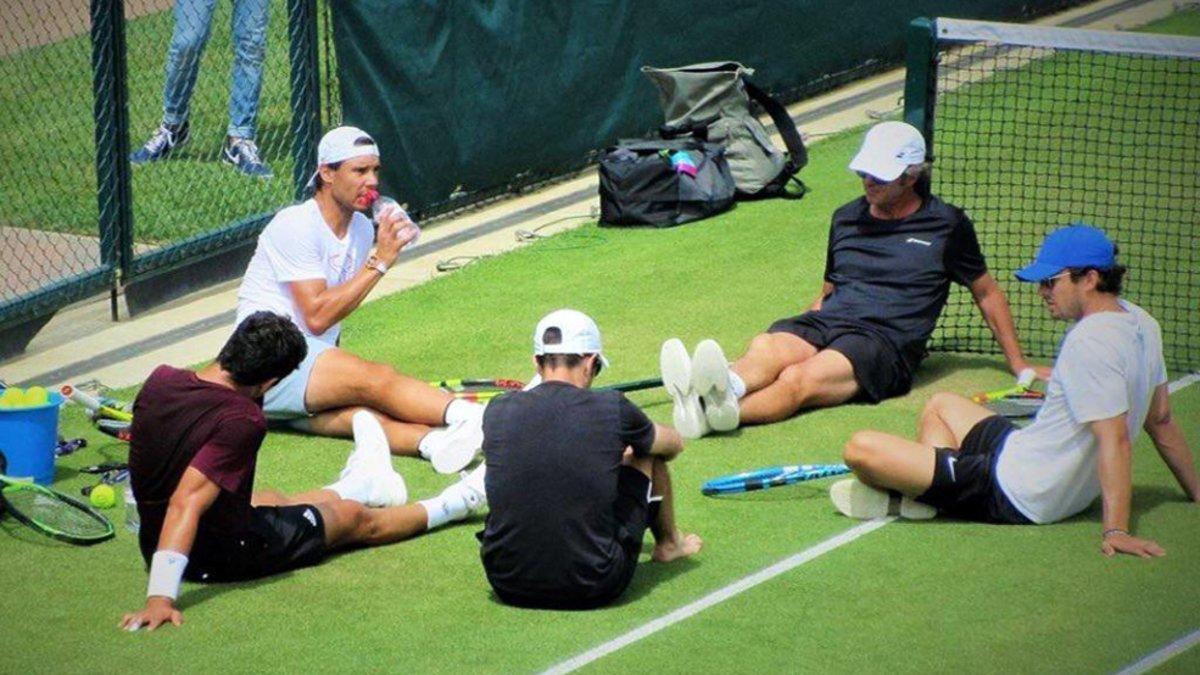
left=662, top=122, right=1045, bottom=438
left=480, top=309, right=702, bottom=609
left=120, top=312, right=486, bottom=632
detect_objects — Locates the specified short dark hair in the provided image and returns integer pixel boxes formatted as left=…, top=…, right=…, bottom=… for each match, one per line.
left=535, top=353, right=602, bottom=376
left=217, top=312, right=307, bottom=386
left=1068, top=265, right=1126, bottom=295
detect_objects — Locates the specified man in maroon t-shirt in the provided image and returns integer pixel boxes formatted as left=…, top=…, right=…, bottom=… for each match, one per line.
left=120, top=312, right=487, bottom=632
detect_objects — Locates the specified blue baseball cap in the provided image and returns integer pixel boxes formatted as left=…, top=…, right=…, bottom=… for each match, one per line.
left=1015, top=223, right=1116, bottom=282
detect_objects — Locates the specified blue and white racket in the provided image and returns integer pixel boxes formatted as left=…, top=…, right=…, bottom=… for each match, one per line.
left=701, top=463, right=851, bottom=496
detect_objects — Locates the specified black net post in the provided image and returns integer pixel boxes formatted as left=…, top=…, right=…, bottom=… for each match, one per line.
left=903, top=17, right=938, bottom=157
left=90, top=0, right=133, bottom=289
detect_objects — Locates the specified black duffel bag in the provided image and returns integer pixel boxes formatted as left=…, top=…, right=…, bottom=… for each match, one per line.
left=598, top=138, right=735, bottom=227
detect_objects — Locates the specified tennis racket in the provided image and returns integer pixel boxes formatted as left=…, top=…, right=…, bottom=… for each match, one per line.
left=433, top=377, right=663, bottom=402
left=61, top=385, right=133, bottom=422
left=702, top=463, right=851, bottom=496
left=0, top=474, right=116, bottom=545
left=432, top=378, right=526, bottom=402
left=601, top=378, right=662, bottom=394
left=984, top=390, right=1045, bottom=419
left=970, top=368, right=1037, bottom=404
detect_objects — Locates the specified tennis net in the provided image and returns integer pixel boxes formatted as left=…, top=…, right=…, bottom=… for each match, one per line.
left=909, top=18, right=1199, bottom=371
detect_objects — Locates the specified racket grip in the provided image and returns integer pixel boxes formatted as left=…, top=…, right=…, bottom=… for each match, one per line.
left=1016, top=368, right=1036, bottom=389
left=61, top=385, right=102, bottom=412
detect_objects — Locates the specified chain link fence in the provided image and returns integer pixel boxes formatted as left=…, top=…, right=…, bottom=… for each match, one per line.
left=0, top=0, right=118, bottom=323
left=0, top=0, right=325, bottom=339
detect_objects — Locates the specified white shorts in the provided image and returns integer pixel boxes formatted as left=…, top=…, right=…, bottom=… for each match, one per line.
left=263, top=336, right=335, bottom=420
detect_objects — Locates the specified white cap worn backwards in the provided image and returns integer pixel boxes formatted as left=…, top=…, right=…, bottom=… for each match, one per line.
left=532, top=309, right=611, bottom=369
left=306, top=126, right=379, bottom=189
left=848, top=121, right=927, bottom=182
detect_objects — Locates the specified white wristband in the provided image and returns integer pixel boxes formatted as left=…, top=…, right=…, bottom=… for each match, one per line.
left=147, top=550, right=188, bottom=600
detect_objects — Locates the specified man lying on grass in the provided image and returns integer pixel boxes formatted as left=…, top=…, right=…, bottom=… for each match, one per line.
left=120, top=312, right=486, bottom=631
left=478, top=309, right=702, bottom=609
left=236, top=126, right=482, bottom=474
left=661, top=121, right=1043, bottom=438
left=829, top=225, right=1199, bottom=558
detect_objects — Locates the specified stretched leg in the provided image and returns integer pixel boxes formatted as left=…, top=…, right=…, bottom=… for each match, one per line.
left=304, top=348, right=457, bottom=426
left=298, top=406, right=430, bottom=456
left=731, top=332, right=818, bottom=393
left=318, top=500, right=429, bottom=549
left=625, top=453, right=701, bottom=563
left=738, top=349, right=859, bottom=424
left=917, top=392, right=996, bottom=449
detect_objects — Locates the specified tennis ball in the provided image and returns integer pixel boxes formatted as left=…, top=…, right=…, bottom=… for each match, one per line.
left=0, top=387, right=24, bottom=409
left=24, top=386, right=49, bottom=407
left=89, top=484, right=117, bottom=509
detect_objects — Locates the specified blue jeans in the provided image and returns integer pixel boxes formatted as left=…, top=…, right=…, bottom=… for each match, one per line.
left=161, top=0, right=270, bottom=138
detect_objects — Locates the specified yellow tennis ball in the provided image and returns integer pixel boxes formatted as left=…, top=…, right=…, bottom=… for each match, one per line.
left=89, top=484, right=117, bottom=509
left=24, top=386, right=49, bottom=407
left=0, top=388, right=24, bottom=408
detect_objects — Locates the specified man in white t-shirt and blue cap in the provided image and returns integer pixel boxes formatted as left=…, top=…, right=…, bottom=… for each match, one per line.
left=479, top=309, right=702, bottom=609
left=661, top=121, right=1039, bottom=438
left=829, top=223, right=1198, bottom=558
left=235, top=126, right=483, bottom=475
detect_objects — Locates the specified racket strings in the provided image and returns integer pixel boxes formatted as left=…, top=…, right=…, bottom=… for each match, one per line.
left=4, top=488, right=112, bottom=538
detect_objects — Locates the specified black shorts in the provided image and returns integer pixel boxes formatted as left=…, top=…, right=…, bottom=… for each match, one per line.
left=767, top=312, right=912, bottom=403
left=186, top=504, right=328, bottom=583
left=917, top=416, right=1031, bottom=524
left=494, top=465, right=654, bottom=610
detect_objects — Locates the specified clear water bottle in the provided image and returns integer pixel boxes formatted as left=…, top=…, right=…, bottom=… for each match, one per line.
left=124, top=484, right=140, bottom=534
left=371, top=195, right=421, bottom=248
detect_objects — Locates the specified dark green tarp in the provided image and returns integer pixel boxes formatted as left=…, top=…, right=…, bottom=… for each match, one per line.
left=331, top=0, right=1083, bottom=215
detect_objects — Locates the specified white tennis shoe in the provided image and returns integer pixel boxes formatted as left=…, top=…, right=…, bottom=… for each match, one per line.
left=438, top=462, right=488, bottom=517
left=660, top=338, right=709, bottom=438
left=691, top=339, right=740, bottom=432
left=327, top=412, right=408, bottom=507
left=424, top=409, right=484, bottom=475
left=829, top=478, right=935, bottom=520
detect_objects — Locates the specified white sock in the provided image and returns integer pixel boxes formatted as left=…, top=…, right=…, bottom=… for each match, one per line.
left=443, top=399, right=480, bottom=426
left=728, top=370, right=747, bottom=399
left=419, top=491, right=469, bottom=530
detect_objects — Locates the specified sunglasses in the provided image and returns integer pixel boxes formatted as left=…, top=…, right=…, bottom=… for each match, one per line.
left=1038, top=271, right=1072, bottom=289
left=855, top=170, right=900, bottom=184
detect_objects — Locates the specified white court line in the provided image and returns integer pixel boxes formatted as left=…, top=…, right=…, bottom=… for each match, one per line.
left=1113, top=371, right=1200, bottom=673
left=541, top=517, right=895, bottom=675
left=542, top=372, right=1200, bottom=674
left=1168, top=371, right=1200, bottom=394
left=1115, top=629, right=1200, bottom=675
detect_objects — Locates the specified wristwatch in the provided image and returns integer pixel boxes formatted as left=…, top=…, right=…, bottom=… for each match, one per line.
left=365, top=255, right=388, bottom=275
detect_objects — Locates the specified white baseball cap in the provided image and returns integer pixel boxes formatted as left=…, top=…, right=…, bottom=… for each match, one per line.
left=848, top=121, right=927, bottom=182
left=532, top=309, right=610, bottom=369
left=305, top=126, right=379, bottom=189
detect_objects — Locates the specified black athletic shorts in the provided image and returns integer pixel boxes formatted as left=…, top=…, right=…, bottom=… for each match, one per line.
left=767, top=312, right=912, bottom=403
left=916, top=415, right=1031, bottom=524
left=185, top=504, right=328, bottom=583
left=494, top=466, right=654, bottom=610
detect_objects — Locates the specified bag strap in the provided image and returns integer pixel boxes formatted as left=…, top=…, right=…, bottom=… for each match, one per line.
left=741, top=78, right=808, bottom=174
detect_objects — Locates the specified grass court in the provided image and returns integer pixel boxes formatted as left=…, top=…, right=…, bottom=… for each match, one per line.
left=0, top=8, right=1197, bottom=674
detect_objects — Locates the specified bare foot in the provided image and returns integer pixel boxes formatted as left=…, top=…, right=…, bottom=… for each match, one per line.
left=652, top=532, right=703, bottom=563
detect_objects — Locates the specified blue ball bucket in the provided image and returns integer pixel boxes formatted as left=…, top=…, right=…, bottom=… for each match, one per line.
left=0, top=391, right=63, bottom=485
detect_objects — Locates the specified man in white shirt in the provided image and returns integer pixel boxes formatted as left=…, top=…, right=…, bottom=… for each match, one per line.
left=829, top=224, right=1198, bottom=558
left=236, top=126, right=482, bottom=474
